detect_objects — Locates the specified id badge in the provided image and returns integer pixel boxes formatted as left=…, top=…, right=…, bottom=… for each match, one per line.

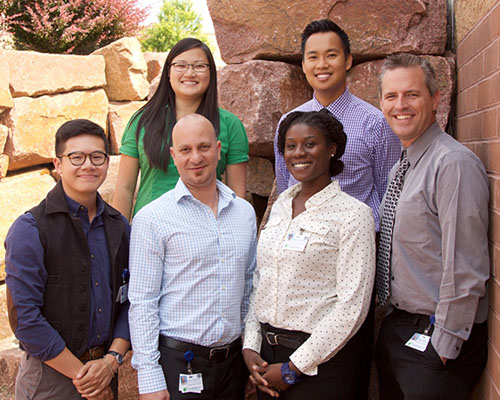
left=116, top=283, right=128, bottom=303
left=405, top=332, right=431, bottom=352
left=179, top=373, right=203, bottom=394
left=282, top=232, right=310, bottom=252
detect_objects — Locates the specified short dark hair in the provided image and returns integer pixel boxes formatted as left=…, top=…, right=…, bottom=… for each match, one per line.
left=301, top=19, right=350, bottom=58
left=277, top=109, right=347, bottom=177
left=379, top=53, right=438, bottom=96
left=55, top=119, right=108, bottom=155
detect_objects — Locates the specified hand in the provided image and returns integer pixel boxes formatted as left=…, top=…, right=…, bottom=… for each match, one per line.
left=139, top=389, right=170, bottom=400
left=85, top=385, right=114, bottom=400
left=73, top=358, right=114, bottom=397
left=243, top=349, right=279, bottom=398
left=262, top=363, right=290, bottom=392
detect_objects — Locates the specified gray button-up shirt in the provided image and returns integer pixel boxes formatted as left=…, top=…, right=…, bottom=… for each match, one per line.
left=385, top=122, right=489, bottom=360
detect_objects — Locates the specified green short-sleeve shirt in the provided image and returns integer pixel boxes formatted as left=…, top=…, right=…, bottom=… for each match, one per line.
left=120, top=108, right=249, bottom=216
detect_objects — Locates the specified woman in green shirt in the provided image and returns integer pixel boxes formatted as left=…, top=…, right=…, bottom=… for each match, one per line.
left=113, top=38, right=249, bottom=220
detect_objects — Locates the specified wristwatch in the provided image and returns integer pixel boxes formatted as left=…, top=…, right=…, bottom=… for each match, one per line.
left=107, top=351, right=124, bottom=365
left=281, top=362, right=300, bottom=385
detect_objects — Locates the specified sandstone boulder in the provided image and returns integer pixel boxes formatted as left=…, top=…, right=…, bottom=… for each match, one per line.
left=1, top=89, right=108, bottom=171
left=208, top=0, right=447, bottom=64
left=0, top=345, right=22, bottom=398
left=108, top=101, right=146, bottom=154
left=218, top=60, right=312, bottom=158
left=0, top=169, right=55, bottom=276
left=144, top=51, right=168, bottom=82
left=5, top=50, right=106, bottom=97
left=247, top=157, right=274, bottom=197
left=0, top=155, right=8, bottom=180
left=347, top=56, right=455, bottom=130
left=0, top=54, right=13, bottom=111
left=93, top=37, right=149, bottom=101
left=148, top=75, right=161, bottom=100
left=0, top=124, right=7, bottom=152
left=0, top=285, right=13, bottom=341
left=99, top=155, right=123, bottom=205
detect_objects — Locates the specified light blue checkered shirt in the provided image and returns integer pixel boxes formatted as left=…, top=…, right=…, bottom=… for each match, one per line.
left=128, top=179, right=257, bottom=394
left=274, top=89, right=401, bottom=231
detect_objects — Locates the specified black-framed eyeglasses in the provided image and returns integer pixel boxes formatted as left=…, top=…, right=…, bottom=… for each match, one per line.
left=170, top=62, right=210, bottom=73
left=58, top=151, right=108, bottom=166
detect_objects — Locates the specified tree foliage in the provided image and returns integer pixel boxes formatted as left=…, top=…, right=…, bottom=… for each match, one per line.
left=1, top=0, right=148, bottom=54
left=140, top=0, right=211, bottom=52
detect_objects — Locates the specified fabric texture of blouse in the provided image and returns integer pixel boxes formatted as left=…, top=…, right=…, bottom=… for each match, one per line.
left=120, top=107, right=249, bottom=216
left=243, top=181, right=376, bottom=376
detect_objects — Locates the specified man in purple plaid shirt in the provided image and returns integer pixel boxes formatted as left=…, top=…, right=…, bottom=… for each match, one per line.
left=273, top=19, right=400, bottom=399
left=274, top=19, right=400, bottom=232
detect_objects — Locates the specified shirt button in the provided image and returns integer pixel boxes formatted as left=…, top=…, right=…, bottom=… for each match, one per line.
left=455, top=346, right=459, bottom=351
left=78, top=325, right=84, bottom=331
left=222, top=285, right=226, bottom=290
left=97, top=334, right=101, bottom=339
left=465, top=327, right=469, bottom=332
left=81, top=265, right=87, bottom=272
left=95, top=281, right=99, bottom=286
left=395, top=302, right=399, bottom=307
left=79, top=305, right=85, bottom=312
left=91, top=254, right=95, bottom=259
left=72, top=213, right=77, bottom=217
left=391, top=276, right=395, bottom=281
left=80, top=285, right=86, bottom=292
left=98, top=308, right=102, bottom=313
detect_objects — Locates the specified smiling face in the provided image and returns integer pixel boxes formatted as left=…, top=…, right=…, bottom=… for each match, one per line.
left=284, top=123, right=336, bottom=191
left=170, top=115, right=221, bottom=191
left=169, top=47, right=210, bottom=104
left=380, top=66, right=440, bottom=148
left=53, top=134, right=109, bottom=203
left=302, top=31, right=353, bottom=106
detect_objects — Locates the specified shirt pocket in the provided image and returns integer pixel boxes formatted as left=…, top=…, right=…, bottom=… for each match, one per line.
left=395, top=198, right=429, bottom=243
left=297, top=219, right=339, bottom=251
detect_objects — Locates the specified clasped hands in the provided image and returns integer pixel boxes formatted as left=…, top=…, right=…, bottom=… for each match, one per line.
left=73, top=355, right=117, bottom=400
left=243, top=349, right=300, bottom=398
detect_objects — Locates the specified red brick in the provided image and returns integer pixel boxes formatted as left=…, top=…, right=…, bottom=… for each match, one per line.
left=495, top=245, right=500, bottom=278
left=490, top=176, right=500, bottom=211
left=475, top=142, right=488, bottom=169
left=466, top=86, right=479, bottom=114
left=483, top=108, right=498, bottom=139
left=485, top=342, right=500, bottom=390
left=490, top=210, right=500, bottom=247
left=492, top=2, right=500, bottom=40
left=492, top=72, right=500, bottom=105
left=478, top=81, right=491, bottom=110
left=492, top=385, right=500, bottom=400
left=484, top=40, right=499, bottom=78
left=478, top=370, right=492, bottom=399
left=456, top=116, right=471, bottom=142
left=491, top=311, right=500, bottom=353
left=457, top=91, right=467, bottom=116
left=477, top=15, right=492, bottom=52
left=471, top=53, right=485, bottom=85
left=457, top=35, right=474, bottom=66
left=472, top=113, right=484, bottom=139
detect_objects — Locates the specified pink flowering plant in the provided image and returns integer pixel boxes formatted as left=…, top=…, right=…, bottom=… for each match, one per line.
left=1, top=0, right=148, bottom=54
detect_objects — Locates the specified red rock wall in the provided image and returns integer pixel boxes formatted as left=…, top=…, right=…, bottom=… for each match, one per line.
left=455, top=2, right=500, bottom=399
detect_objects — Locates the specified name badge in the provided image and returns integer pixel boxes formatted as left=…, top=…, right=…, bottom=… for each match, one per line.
left=116, top=283, right=128, bottom=304
left=405, top=333, right=430, bottom=352
left=179, top=373, right=203, bottom=394
left=282, top=232, right=310, bottom=252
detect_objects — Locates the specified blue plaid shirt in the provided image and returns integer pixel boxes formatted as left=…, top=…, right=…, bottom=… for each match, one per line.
left=275, top=89, right=401, bottom=231
left=128, top=179, right=257, bottom=394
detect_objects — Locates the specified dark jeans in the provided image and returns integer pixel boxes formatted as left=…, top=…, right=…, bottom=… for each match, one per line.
left=159, top=339, right=247, bottom=400
left=256, top=320, right=372, bottom=400
left=375, top=309, right=487, bottom=400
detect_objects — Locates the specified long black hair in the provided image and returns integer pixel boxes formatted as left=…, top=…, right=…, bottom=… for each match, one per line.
left=277, top=109, right=347, bottom=177
left=131, top=38, right=219, bottom=171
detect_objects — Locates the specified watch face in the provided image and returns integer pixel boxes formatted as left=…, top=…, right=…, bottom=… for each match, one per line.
left=283, top=373, right=296, bottom=385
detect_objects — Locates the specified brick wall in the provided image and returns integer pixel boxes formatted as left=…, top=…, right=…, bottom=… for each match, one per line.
left=455, top=1, right=500, bottom=399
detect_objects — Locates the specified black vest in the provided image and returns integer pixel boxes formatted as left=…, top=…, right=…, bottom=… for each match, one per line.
left=13, top=181, right=129, bottom=357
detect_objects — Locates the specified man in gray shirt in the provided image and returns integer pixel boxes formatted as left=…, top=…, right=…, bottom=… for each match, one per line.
left=374, top=53, right=489, bottom=400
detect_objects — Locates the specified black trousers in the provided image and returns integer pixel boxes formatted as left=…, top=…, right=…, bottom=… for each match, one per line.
left=256, top=319, right=372, bottom=400
left=159, top=339, right=247, bottom=400
left=375, top=309, right=487, bottom=400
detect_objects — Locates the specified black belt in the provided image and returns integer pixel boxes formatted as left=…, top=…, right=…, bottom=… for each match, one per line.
left=261, top=323, right=310, bottom=350
left=391, top=308, right=430, bottom=323
left=159, top=336, right=241, bottom=361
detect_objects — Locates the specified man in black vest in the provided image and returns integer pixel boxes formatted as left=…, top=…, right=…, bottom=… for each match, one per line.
left=5, top=119, right=130, bottom=399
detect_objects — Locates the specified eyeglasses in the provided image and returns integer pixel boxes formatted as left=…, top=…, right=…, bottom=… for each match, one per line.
left=170, top=62, right=210, bottom=73
left=58, top=151, right=108, bottom=166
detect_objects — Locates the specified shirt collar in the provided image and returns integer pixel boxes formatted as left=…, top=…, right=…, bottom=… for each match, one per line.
left=406, top=121, right=442, bottom=167
left=65, top=191, right=105, bottom=218
left=311, top=88, right=352, bottom=118
left=173, top=178, right=235, bottom=212
left=279, top=180, right=341, bottom=209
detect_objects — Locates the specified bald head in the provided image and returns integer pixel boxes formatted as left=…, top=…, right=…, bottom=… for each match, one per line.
left=172, top=114, right=216, bottom=147
left=170, top=113, right=221, bottom=190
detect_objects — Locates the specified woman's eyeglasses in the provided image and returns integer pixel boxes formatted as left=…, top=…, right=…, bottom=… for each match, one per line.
left=170, top=62, right=210, bottom=73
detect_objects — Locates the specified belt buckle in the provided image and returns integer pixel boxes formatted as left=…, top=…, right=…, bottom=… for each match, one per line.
left=209, top=345, right=230, bottom=360
left=88, top=346, right=101, bottom=360
left=265, top=331, right=279, bottom=346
